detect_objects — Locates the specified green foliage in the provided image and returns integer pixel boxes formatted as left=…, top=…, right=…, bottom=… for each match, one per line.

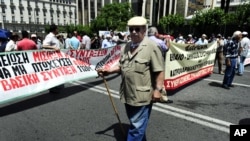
left=191, top=8, right=226, bottom=26
left=158, top=14, right=185, bottom=34
left=65, top=24, right=92, bottom=36
left=234, top=2, right=250, bottom=26
left=90, top=2, right=134, bottom=32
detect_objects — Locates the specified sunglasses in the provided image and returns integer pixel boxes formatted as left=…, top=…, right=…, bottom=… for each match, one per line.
left=129, top=27, right=141, bottom=33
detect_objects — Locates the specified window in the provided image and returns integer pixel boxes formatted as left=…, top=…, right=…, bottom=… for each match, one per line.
left=11, top=8, right=15, bottom=14
left=3, top=15, right=6, bottom=22
left=12, top=16, right=15, bottom=22
left=2, top=8, right=5, bottom=14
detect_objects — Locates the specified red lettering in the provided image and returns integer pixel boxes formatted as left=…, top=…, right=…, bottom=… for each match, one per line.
left=0, top=74, right=40, bottom=91
left=0, top=80, right=12, bottom=91
left=40, top=72, right=49, bottom=81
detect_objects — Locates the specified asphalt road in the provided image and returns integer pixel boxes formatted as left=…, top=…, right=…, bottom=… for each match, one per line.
left=0, top=65, right=249, bottom=141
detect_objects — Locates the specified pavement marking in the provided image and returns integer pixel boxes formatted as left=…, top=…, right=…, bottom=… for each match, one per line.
left=203, top=78, right=250, bottom=87
left=72, top=81, right=234, bottom=134
left=213, top=66, right=250, bottom=73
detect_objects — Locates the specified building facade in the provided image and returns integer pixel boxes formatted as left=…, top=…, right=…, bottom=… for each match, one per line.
left=1, top=0, right=249, bottom=34
left=0, top=0, right=77, bottom=34
left=187, top=0, right=250, bottom=16
left=77, top=0, right=177, bottom=26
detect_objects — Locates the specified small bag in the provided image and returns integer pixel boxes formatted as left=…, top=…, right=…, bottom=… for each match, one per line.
left=226, top=58, right=231, bottom=67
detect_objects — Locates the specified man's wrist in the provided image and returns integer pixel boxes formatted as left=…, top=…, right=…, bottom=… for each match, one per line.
left=155, top=87, right=163, bottom=92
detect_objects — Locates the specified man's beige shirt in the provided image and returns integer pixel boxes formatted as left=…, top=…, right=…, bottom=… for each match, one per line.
left=119, top=36, right=164, bottom=106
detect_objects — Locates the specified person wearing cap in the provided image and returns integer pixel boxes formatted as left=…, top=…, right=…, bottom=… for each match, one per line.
left=17, top=30, right=37, bottom=50
left=237, top=31, right=250, bottom=76
left=30, top=34, right=42, bottom=49
left=214, top=34, right=225, bottom=75
left=97, top=16, right=164, bottom=141
left=148, top=26, right=173, bottom=104
left=5, top=32, right=19, bottom=51
left=186, top=34, right=196, bottom=44
left=222, top=31, right=242, bottom=89
left=42, top=24, right=60, bottom=51
left=101, top=34, right=115, bottom=48
left=195, top=34, right=208, bottom=45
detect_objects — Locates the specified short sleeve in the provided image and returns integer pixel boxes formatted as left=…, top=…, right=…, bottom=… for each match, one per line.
left=150, top=45, right=164, bottom=72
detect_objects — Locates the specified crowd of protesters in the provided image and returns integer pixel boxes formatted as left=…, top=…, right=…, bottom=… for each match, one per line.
left=0, top=25, right=249, bottom=80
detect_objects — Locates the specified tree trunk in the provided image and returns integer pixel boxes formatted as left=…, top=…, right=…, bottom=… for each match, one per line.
left=221, top=0, right=225, bottom=10
left=225, top=0, right=230, bottom=13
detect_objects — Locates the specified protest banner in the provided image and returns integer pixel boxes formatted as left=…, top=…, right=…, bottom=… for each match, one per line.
left=0, top=45, right=122, bottom=105
left=243, top=45, right=250, bottom=66
left=164, top=42, right=217, bottom=90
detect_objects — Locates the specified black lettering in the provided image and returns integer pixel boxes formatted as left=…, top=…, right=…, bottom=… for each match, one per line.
left=0, top=68, right=12, bottom=79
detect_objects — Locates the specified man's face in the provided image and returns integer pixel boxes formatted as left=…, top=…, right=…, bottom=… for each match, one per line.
left=128, top=26, right=145, bottom=43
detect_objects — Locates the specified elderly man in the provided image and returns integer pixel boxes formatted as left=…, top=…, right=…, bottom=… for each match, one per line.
left=148, top=26, right=173, bottom=104
left=222, top=31, right=242, bottom=89
left=195, top=34, right=208, bottom=45
left=97, top=16, right=164, bottom=141
left=237, top=31, right=250, bottom=76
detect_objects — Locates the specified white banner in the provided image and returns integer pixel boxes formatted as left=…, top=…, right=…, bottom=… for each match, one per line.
left=0, top=45, right=122, bottom=105
left=243, top=45, right=250, bottom=65
left=164, top=42, right=217, bottom=90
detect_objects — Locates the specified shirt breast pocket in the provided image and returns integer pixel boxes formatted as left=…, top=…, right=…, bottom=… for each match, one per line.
left=134, top=58, right=149, bottom=73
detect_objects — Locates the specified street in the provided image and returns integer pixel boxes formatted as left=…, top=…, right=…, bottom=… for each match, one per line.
left=0, top=65, right=249, bottom=141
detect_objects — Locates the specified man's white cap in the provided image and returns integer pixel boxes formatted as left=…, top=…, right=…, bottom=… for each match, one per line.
left=31, top=34, right=37, bottom=38
left=127, top=16, right=147, bottom=26
left=188, top=34, right=192, bottom=37
left=202, top=34, right=206, bottom=37
left=105, top=34, right=111, bottom=38
left=232, top=31, right=242, bottom=38
left=242, top=31, right=248, bottom=35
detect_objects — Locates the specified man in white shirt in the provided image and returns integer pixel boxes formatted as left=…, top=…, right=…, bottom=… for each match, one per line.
left=195, top=34, right=208, bottom=45
left=42, top=24, right=60, bottom=50
left=5, top=32, right=19, bottom=51
left=238, top=31, right=250, bottom=75
left=101, top=34, right=114, bottom=48
left=82, top=32, right=91, bottom=49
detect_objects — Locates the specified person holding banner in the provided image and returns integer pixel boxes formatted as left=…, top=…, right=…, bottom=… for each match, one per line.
left=5, top=32, right=19, bottom=51
left=214, top=34, right=225, bottom=75
left=17, top=30, right=37, bottom=50
left=97, top=16, right=164, bottom=141
left=43, top=24, right=64, bottom=94
left=222, top=31, right=242, bottom=89
left=42, top=24, right=60, bottom=51
left=148, top=26, right=173, bottom=104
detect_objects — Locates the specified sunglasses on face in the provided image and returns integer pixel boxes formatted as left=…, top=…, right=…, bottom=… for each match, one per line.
left=129, top=27, right=141, bottom=33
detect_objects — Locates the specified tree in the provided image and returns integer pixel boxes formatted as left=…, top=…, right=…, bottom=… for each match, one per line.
left=190, top=8, right=226, bottom=35
left=90, top=2, right=134, bottom=32
left=158, top=14, right=185, bottom=34
left=234, top=2, right=250, bottom=27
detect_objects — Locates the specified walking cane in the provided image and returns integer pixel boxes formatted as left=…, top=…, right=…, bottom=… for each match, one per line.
left=101, top=76, right=126, bottom=137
